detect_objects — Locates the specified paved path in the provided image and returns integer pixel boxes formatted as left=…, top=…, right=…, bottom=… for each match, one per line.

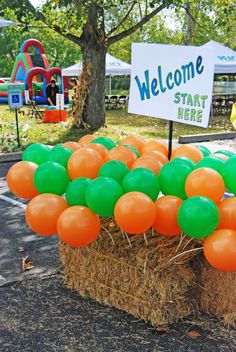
left=0, top=160, right=235, bottom=352
left=194, top=139, right=236, bottom=153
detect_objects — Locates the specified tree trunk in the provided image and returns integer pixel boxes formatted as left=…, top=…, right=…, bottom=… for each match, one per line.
left=185, top=2, right=194, bottom=45
left=74, top=2, right=106, bottom=131
left=81, top=43, right=106, bottom=130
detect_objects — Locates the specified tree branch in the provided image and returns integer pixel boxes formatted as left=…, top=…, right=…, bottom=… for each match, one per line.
left=139, top=2, right=143, bottom=20
left=17, top=0, right=83, bottom=46
left=107, top=3, right=166, bottom=45
left=107, top=2, right=137, bottom=36
left=177, top=3, right=210, bottom=34
left=52, top=25, right=83, bottom=46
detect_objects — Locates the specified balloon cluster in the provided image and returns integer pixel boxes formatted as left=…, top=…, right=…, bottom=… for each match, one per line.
left=6, top=134, right=236, bottom=272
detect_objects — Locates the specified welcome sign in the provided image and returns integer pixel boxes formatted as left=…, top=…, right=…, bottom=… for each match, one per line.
left=128, top=43, right=215, bottom=128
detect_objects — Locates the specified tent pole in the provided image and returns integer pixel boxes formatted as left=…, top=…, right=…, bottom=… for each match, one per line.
left=109, top=75, right=111, bottom=95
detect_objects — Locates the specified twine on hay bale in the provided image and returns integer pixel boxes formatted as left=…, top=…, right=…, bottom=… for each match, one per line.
left=60, top=219, right=200, bottom=327
left=195, top=257, right=236, bottom=328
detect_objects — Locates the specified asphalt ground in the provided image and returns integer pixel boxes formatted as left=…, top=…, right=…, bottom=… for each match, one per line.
left=0, top=161, right=235, bottom=352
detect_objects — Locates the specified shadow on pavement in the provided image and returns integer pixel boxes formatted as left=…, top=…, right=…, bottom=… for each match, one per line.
left=0, top=162, right=235, bottom=352
left=0, top=276, right=235, bottom=352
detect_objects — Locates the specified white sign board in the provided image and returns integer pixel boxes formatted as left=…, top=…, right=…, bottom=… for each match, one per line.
left=8, top=84, right=23, bottom=109
left=128, top=43, right=215, bottom=128
left=24, top=90, right=30, bottom=104
left=56, top=93, right=64, bottom=110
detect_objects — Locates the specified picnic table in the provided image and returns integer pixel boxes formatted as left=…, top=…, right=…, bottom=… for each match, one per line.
left=105, top=95, right=128, bottom=110
left=212, top=94, right=235, bottom=115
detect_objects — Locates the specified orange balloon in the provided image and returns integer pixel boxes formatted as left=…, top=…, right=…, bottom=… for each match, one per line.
left=154, top=196, right=183, bottom=236
left=141, top=140, right=168, bottom=157
left=210, top=153, right=229, bottom=161
left=84, top=143, right=108, bottom=159
left=140, top=151, right=169, bottom=165
left=185, top=167, right=225, bottom=203
left=218, top=197, right=236, bottom=230
left=57, top=206, right=100, bottom=247
left=106, top=146, right=137, bottom=168
left=131, top=158, right=163, bottom=175
left=78, top=134, right=95, bottom=146
left=63, top=141, right=80, bottom=152
left=114, top=191, right=156, bottom=234
left=7, top=161, right=39, bottom=199
left=67, top=148, right=104, bottom=180
left=25, top=194, right=68, bottom=236
left=171, top=145, right=203, bottom=163
left=120, top=135, right=146, bottom=153
left=204, top=229, right=236, bottom=271
left=171, top=145, right=177, bottom=156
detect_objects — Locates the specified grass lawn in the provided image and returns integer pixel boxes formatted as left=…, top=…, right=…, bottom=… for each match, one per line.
left=0, top=104, right=233, bottom=152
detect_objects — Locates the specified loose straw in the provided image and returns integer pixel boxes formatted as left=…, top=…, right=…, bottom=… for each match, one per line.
left=101, top=226, right=115, bottom=245
left=175, top=232, right=186, bottom=252
left=168, top=247, right=203, bottom=263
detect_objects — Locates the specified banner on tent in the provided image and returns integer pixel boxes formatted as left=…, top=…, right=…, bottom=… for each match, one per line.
left=128, top=43, right=215, bottom=128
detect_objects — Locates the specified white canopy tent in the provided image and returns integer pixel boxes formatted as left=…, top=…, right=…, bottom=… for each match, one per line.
left=201, top=40, right=236, bottom=74
left=0, top=18, right=16, bottom=27
left=62, top=53, right=131, bottom=94
left=62, top=53, right=131, bottom=77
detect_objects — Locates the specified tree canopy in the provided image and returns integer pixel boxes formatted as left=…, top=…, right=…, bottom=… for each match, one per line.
left=0, top=0, right=235, bottom=129
left=0, top=26, right=82, bottom=77
left=0, top=0, right=234, bottom=71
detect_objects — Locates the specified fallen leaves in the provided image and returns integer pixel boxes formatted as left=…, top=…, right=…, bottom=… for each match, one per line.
left=156, top=326, right=170, bottom=334
left=21, top=256, right=34, bottom=272
left=17, top=247, right=34, bottom=272
left=17, top=247, right=26, bottom=253
left=187, top=330, right=201, bottom=338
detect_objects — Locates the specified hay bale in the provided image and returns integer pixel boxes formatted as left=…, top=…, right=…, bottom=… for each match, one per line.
left=60, top=221, right=198, bottom=327
left=196, top=259, right=236, bottom=328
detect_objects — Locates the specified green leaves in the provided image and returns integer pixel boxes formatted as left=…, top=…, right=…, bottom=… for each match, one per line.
left=0, top=25, right=82, bottom=76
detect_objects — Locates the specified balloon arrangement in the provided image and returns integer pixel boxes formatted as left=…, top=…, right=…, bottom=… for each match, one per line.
left=6, top=135, right=236, bottom=272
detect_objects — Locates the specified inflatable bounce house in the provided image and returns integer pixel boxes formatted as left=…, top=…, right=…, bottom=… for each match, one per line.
left=0, top=39, right=68, bottom=104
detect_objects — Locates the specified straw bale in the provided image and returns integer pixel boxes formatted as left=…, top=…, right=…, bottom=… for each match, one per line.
left=60, top=221, right=199, bottom=327
left=195, top=258, right=236, bottom=328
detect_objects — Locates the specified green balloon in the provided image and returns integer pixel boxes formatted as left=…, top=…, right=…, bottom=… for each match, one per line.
left=92, top=137, right=116, bottom=150
left=22, top=143, right=50, bottom=165
left=178, top=196, right=219, bottom=238
left=214, top=150, right=235, bottom=157
left=48, top=146, right=73, bottom=168
left=222, top=156, right=236, bottom=194
left=98, top=160, right=129, bottom=184
left=159, top=161, right=193, bottom=199
left=196, top=156, right=225, bottom=175
left=122, top=168, right=160, bottom=201
left=52, top=143, right=63, bottom=150
left=123, top=145, right=140, bottom=157
left=86, top=177, right=123, bottom=217
left=66, top=178, right=91, bottom=206
left=195, top=145, right=211, bottom=157
left=34, top=161, right=69, bottom=195
left=171, top=157, right=195, bottom=169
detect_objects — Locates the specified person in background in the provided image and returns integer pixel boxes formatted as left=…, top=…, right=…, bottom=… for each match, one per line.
left=69, top=78, right=79, bottom=107
left=69, top=77, right=81, bottom=127
left=46, top=79, right=59, bottom=106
